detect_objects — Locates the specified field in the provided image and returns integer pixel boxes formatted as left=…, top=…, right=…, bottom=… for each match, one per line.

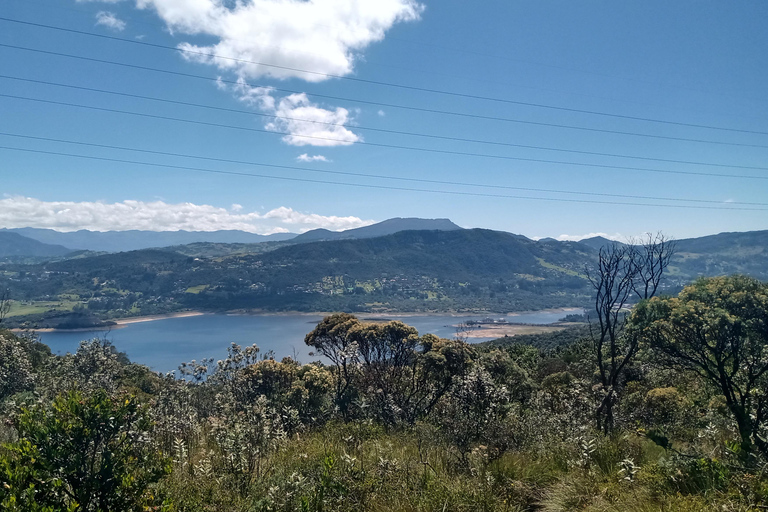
left=5, top=299, right=80, bottom=317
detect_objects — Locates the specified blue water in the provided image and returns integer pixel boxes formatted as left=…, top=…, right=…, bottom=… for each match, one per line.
left=38, top=309, right=581, bottom=373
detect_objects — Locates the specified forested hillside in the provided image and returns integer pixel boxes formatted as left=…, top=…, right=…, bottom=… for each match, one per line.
left=2, top=228, right=768, bottom=328
left=0, top=229, right=595, bottom=327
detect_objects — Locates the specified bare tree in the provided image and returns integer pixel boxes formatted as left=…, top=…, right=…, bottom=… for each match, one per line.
left=454, top=321, right=476, bottom=343
left=630, top=232, right=676, bottom=300
left=586, top=234, right=675, bottom=433
left=0, top=288, right=11, bottom=325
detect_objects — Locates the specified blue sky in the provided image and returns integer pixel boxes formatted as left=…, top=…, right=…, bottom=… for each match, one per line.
left=1, top=0, right=767, bottom=239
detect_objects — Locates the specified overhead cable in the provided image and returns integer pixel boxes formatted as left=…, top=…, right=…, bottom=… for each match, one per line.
left=3, top=92, right=768, bottom=175
left=2, top=144, right=765, bottom=211
left=1, top=17, right=767, bottom=137
left=3, top=131, right=765, bottom=205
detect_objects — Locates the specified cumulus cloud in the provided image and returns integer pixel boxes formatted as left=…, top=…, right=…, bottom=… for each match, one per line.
left=555, top=232, right=625, bottom=242
left=267, top=93, right=359, bottom=146
left=229, top=79, right=359, bottom=147
left=377, top=110, right=386, bottom=117
left=137, top=0, right=423, bottom=82
left=95, top=11, right=127, bottom=31
left=296, top=154, right=330, bottom=162
left=0, top=197, right=374, bottom=234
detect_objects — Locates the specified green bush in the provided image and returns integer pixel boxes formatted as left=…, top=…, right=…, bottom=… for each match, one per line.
left=0, top=389, right=170, bottom=511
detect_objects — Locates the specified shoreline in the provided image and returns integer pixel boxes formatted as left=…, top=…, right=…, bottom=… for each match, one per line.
left=11, top=311, right=207, bottom=334
left=17, top=307, right=584, bottom=334
left=223, top=306, right=584, bottom=318
left=114, top=311, right=206, bottom=325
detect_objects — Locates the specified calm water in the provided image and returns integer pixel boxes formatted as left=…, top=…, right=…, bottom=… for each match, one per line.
left=38, top=309, right=582, bottom=373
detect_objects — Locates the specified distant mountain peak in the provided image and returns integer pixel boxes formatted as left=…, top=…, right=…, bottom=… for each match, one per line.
left=578, top=236, right=625, bottom=251
left=0, top=232, right=73, bottom=258
left=293, top=217, right=462, bottom=242
left=4, top=227, right=296, bottom=253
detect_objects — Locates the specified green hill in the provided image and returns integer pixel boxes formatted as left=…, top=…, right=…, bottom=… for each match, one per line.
left=3, top=227, right=768, bottom=327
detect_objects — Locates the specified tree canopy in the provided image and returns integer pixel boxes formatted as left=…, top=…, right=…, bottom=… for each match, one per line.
left=630, top=275, right=768, bottom=456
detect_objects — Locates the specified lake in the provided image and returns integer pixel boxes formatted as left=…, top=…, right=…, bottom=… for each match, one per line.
left=37, top=309, right=582, bottom=373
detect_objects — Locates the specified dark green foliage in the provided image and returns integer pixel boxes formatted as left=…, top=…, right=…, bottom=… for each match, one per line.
left=304, top=314, right=475, bottom=425
left=630, top=275, right=768, bottom=457
left=0, top=390, right=170, bottom=511
left=2, top=278, right=768, bottom=510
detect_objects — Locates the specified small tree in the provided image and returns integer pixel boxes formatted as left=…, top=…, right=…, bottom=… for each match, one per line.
left=304, top=313, right=361, bottom=414
left=306, top=314, right=473, bottom=425
left=0, top=332, right=35, bottom=402
left=630, top=275, right=768, bottom=458
left=437, top=366, right=511, bottom=462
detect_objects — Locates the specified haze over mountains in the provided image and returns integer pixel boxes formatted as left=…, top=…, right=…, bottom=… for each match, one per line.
left=1, top=218, right=461, bottom=254
left=0, top=232, right=72, bottom=258
left=2, top=227, right=295, bottom=253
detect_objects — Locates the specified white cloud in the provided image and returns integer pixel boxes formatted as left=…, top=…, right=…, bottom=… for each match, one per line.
left=377, top=110, right=386, bottom=117
left=231, top=78, right=275, bottom=111
left=0, top=197, right=374, bottom=234
left=555, top=232, right=625, bottom=242
left=267, top=93, right=360, bottom=146
left=262, top=206, right=370, bottom=231
left=229, top=79, right=360, bottom=147
left=296, top=154, right=330, bottom=162
left=137, top=0, right=423, bottom=82
left=95, top=11, right=127, bottom=31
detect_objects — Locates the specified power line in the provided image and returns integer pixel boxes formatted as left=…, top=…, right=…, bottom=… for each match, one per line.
left=5, top=42, right=768, bottom=141
left=3, top=131, right=764, bottom=206
left=2, top=16, right=767, bottom=137
left=8, top=0, right=762, bottom=108
left=2, top=144, right=764, bottom=211
left=3, top=74, right=766, bottom=150
left=4, top=92, right=768, bottom=175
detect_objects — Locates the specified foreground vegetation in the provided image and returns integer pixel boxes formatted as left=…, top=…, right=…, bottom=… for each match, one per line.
left=1, top=275, right=767, bottom=511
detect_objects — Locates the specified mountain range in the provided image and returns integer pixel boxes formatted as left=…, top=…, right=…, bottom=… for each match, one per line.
left=1, top=220, right=767, bottom=327
left=2, top=220, right=767, bottom=287
left=2, top=219, right=767, bottom=286
left=1, top=218, right=462, bottom=254
left=291, top=218, right=462, bottom=243
left=0, top=232, right=72, bottom=258
left=1, top=227, right=294, bottom=253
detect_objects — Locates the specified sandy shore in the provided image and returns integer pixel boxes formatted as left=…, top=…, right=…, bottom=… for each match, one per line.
left=114, top=311, right=206, bottom=325
left=462, top=324, right=566, bottom=339
left=10, top=307, right=583, bottom=334
left=223, top=307, right=584, bottom=319
left=9, top=311, right=206, bottom=333
left=11, top=326, right=115, bottom=334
